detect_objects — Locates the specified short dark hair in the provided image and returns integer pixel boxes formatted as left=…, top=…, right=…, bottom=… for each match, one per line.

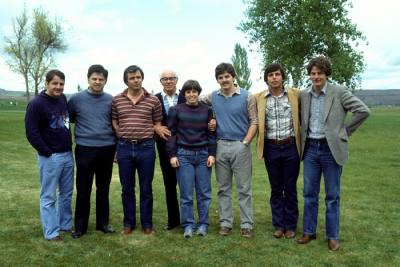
left=215, top=62, right=236, bottom=79
left=123, top=65, right=144, bottom=83
left=87, top=64, right=108, bottom=80
left=307, top=56, right=332, bottom=76
left=181, top=80, right=202, bottom=95
left=45, top=69, right=65, bottom=83
left=264, top=63, right=286, bottom=83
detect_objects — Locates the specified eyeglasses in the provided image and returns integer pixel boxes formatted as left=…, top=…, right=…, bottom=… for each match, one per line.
left=160, top=77, right=177, bottom=82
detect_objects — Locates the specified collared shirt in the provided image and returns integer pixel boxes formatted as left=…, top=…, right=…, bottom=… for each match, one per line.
left=264, top=88, right=294, bottom=140
left=161, top=90, right=178, bottom=115
left=112, top=88, right=162, bottom=140
left=202, top=86, right=258, bottom=125
left=308, top=83, right=327, bottom=139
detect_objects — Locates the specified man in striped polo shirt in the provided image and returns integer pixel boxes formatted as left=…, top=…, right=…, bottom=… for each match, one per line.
left=112, top=65, right=163, bottom=236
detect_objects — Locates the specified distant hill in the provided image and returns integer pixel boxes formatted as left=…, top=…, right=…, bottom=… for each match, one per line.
left=355, top=89, right=400, bottom=106
left=0, top=88, right=25, bottom=97
left=0, top=88, right=399, bottom=106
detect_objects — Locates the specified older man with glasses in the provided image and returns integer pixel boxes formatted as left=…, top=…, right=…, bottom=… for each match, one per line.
left=154, top=70, right=185, bottom=230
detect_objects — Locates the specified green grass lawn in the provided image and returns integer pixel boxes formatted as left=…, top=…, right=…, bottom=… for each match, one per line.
left=0, top=108, right=399, bottom=266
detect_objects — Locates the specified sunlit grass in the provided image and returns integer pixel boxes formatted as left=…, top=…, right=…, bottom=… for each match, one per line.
left=0, top=108, right=399, bottom=266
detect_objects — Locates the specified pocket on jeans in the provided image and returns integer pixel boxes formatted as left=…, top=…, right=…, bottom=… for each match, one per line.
left=177, top=147, right=188, bottom=156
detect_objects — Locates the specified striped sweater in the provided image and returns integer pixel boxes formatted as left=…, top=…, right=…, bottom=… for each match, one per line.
left=166, top=102, right=216, bottom=157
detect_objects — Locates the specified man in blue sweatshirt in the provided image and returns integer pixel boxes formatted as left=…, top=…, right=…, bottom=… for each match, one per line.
left=25, top=69, right=74, bottom=242
left=68, top=65, right=116, bottom=238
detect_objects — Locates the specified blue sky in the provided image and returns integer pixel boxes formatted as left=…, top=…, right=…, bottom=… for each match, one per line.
left=0, top=0, right=399, bottom=95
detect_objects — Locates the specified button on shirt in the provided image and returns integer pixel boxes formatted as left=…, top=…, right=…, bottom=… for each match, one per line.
left=308, top=83, right=327, bottom=139
left=265, top=89, right=294, bottom=140
left=161, top=91, right=178, bottom=115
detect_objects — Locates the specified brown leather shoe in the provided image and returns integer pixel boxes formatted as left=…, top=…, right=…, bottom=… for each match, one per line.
left=297, top=234, right=316, bottom=244
left=240, top=228, right=253, bottom=238
left=121, top=227, right=133, bottom=235
left=48, top=236, right=63, bottom=242
left=219, top=227, right=232, bottom=236
left=328, top=239, right=340, bottom=251
left=284, top=230, right=296, bottom=239
left=273, top=229, right=284, bottom=238
left=142, top=228, right=155, bottom=235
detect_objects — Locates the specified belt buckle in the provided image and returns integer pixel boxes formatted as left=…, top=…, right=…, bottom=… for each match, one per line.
left=131, top=140, right=139, bottom=144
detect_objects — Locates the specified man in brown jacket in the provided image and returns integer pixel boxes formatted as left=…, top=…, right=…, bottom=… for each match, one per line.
left=255, top=63, right=301, bottom=239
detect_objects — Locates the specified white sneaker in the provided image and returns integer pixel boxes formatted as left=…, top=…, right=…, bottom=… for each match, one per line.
left=183, top=227, right=193, bottom=238
left=196, top=226, right=208, bottom=236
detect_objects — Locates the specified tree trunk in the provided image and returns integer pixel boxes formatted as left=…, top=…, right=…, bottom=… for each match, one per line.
left=24, top=74, right=30, bottom=101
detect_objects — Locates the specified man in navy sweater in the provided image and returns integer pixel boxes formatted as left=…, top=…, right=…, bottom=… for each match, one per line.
left=68, top=65, right=116, bottom=238
left=25, top=69, right=74, bottom=242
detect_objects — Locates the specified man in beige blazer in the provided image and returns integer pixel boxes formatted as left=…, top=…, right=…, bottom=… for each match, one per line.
left=297, top=56, right=370, bottom=251
left=255, top=63, right=301, bottom=239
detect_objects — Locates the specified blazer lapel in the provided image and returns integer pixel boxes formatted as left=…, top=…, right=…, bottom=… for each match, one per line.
left=323, top=84, right=334, bottom=122
left=258, top=92, right=266, bottom=127
left=288, top=89, right=297, bottom=123
left=303, top=89, right=311, bottom=130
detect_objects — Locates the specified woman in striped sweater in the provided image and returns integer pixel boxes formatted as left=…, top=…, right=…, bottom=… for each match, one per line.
left=166, top=80, right=216, bottom=238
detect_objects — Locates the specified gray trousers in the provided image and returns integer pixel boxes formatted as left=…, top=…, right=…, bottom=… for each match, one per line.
left=216, top=140, right=253, bottom=229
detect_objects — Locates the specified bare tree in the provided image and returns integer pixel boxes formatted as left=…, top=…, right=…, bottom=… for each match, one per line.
left=3, top=6, right=33, bottom=99
left=3, top=5, right=67, bottom=99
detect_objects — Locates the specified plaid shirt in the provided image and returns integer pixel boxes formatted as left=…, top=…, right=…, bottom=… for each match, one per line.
left=307, top=83, right=327, bottom=139
left=265, top=89, right=294, bottom=140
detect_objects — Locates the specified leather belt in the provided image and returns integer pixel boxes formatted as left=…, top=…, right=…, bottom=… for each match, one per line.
left=119, top=138, right=152, bottom=144
left=265, top=137, right=295, bottom=145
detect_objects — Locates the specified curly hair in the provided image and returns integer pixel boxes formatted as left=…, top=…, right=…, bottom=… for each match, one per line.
left=307, top=56, right=332, bottom=76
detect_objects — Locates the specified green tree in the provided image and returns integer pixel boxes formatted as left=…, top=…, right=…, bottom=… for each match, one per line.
left=3, top=5, right=67, bottom=99
left=240, top=0, right=367, bottom=90
left=231, top=43, right=252, bottom=90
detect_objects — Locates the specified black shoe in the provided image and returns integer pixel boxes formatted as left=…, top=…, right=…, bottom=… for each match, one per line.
left=72, top=231, right=84, bottom=239
left=163, top=223, right=179, bottom=230
left=96, top=225, right=116, bottom=234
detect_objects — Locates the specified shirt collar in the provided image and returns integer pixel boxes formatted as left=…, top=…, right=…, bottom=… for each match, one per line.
left=265, top=87, right=287, bottom=98
left=218, top=86, right=241, bottom=96
left=161, top=90, right=178, bottom=99
left=121, top=88, right=149, bottom=97
left=308, top=82, right=327, bottom=96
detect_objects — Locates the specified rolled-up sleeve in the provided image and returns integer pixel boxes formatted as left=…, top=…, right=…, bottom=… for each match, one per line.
left=247, top=94, right=258, bottom=125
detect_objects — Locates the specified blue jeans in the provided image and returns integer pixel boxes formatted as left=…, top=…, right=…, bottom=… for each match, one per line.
left=264, top=142, right=300, bottom=231
left=38, top=151, right=74, bottom=239
left=176, top=148, right=212, bottom=229
left=302, top=139, right=342, bottom=240
left=117, top=139, right=155, bottom=229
